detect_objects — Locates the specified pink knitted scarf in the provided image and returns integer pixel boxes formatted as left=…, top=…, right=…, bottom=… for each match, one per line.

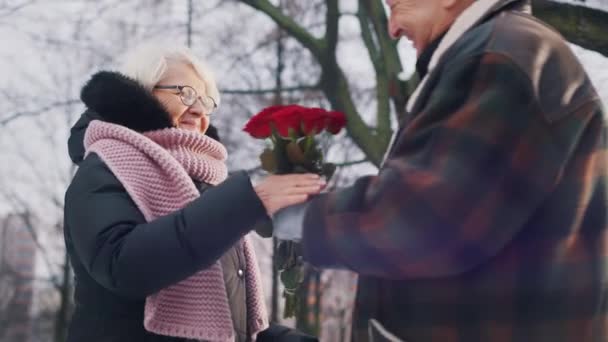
left=84, top=120, right=268, bottom=341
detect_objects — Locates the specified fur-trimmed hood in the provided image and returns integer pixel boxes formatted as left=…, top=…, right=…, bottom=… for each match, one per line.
left=68, top=71, right=219, bottom=164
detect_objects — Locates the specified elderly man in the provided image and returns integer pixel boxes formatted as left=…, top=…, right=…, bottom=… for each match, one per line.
left=274, top=0, right=607, bottom=341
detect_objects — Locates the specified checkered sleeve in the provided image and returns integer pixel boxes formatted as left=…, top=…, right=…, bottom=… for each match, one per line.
left=302, top=53, right=564, bottom=278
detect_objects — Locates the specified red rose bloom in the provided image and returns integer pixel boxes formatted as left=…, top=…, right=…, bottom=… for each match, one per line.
left=301, top=108, right=329, bottom=135
left=242, top=105, right=284, bottom=138
left=271, top=105, right=306, bottom=137
left=243, top=104, right=346, bottom=138
left=327, top=111, right=346, bottom=134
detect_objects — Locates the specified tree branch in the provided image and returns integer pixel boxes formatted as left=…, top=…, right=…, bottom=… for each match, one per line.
left=225, top=30, right=280, bottom=71
left=335, top=159, right=369, bottom=167
left=533, top=0, right=608, bottom=57
left=357, top=0, right=391, bottom=141
left=238, top=0, right=386, bottom=166
left=366, top=0, right=410, bottom=124
left=0, top=0, right=36, bottom=19
left=221, top=84, right=320, bottom=95
left=239, top=0, right=324, bottom=58
left=0, top=99, right=80, bottom=126
left=324, top=0, right=339, bottom=58
left=357, top=5, right=381, bottom=67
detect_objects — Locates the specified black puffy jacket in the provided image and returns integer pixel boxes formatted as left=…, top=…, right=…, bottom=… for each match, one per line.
left=64, top=72, right=267, bottom=342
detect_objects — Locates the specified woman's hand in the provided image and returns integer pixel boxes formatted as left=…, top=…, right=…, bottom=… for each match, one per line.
left=254, top=174, right=325, bottom=216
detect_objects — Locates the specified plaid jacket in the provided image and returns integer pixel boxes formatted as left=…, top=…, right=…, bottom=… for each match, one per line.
left=301, top=1, right=608, bottom=341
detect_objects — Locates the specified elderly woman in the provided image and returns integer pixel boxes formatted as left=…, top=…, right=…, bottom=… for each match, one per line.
left=64, top=43, right=323, bottom=342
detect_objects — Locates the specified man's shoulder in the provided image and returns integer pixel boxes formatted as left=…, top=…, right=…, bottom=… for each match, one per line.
left=487, top=11, right=577, bottom=69
left=492, top=11, right=599, bottom=121
left=451, top=10, right=573, bottom=65
left=445, top=10, right=600, bottom=121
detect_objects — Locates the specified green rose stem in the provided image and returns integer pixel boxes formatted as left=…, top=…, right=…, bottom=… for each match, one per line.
left=253, top=120, right=340, bottom=318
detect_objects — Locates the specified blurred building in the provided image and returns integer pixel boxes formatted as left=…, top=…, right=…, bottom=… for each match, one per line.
left=0, top=213, right=37, bottom=342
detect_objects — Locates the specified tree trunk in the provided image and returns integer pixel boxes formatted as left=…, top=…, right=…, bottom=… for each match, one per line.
left=270, top=1, right=285, bottom=321
left=54, top=251, right=72, bottom=342
left=187, top=0, right=193, bottom=48
left=271, top=238, right=279, bottom=322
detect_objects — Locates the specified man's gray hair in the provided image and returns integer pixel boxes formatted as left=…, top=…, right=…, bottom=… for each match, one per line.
left=118, top=41, right=220, bottom=105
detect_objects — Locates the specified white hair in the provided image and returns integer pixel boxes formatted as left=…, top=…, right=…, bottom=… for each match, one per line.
left=117, top=41, right=220, bottom=105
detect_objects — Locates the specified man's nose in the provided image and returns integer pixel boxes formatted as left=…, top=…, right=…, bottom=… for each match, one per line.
left=388, top=17, right=399, bottom=39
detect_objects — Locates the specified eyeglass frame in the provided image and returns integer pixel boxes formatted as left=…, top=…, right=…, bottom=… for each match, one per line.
left=153, top=85, right=218, bottom=115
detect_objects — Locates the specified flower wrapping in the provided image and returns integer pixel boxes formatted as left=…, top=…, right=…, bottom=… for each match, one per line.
left=243, top=104, right=346, bottom=317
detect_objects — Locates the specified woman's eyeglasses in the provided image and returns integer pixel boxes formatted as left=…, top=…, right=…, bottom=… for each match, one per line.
left=154, top=85, right=217, bottom=115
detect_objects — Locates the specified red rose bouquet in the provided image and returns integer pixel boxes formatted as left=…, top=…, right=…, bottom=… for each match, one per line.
left=244, top=104, right=346, bottom=175
left=243, top=104, right=346, bottom=317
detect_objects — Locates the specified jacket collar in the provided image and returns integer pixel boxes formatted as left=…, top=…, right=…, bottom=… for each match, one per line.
left=416, top=32, right=447, bottom=79
left=428, top=0, right=529, bottom=75
left=415, top=0, right=529, bottom=79
left=406, top=0, right=529, bottom=113
left=67, top=71, right=175, bottom=164
left=80, top=71, right=174, bottom=133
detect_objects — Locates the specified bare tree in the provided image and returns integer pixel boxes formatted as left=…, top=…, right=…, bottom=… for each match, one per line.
left=234, top=0, right=608, bottom=167
left=0, top=2, right=185, bottom=341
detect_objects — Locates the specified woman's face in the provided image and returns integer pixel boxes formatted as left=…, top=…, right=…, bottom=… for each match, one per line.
left=153, top=62, right=211, bottom=134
